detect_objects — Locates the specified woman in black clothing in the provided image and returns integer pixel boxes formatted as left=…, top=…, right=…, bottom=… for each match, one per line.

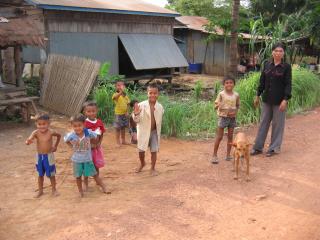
left=251, top=43, right=292, bottom=157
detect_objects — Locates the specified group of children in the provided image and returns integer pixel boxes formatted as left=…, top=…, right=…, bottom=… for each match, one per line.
left=26, top=83, right=164, bottom=198
left=26, top=76, right=239, bottom=198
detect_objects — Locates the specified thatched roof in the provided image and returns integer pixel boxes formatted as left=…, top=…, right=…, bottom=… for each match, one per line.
left=0, top=14, right=45, bottom=48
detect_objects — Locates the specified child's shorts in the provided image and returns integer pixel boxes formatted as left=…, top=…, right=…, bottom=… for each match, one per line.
left=92, top=146, right=105, bottom=168
left=139, top=130, right=159, bottom=153
left=218, top=116, right=237, bottom=129
left=73, top=161, right=97, bottom=178
left=129, top=127, right=137, bottom=134
left=36, top=153, right=56, bottom=177
left=113, top=114, right=128, bottom=129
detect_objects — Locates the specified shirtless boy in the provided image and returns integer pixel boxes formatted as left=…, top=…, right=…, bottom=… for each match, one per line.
left=26, top=113, right=61, bottom=198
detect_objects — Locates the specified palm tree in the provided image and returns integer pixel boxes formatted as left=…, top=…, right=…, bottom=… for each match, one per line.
left=229, top=0, right=240, bottom=77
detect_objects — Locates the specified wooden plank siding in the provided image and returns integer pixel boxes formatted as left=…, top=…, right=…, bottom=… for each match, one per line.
left=184, top=30, right=229, bottom=76
left=44, top=10, right=174, bottom=35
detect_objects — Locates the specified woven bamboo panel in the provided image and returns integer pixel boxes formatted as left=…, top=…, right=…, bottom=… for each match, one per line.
left=40, top=54, right=100, bottom=116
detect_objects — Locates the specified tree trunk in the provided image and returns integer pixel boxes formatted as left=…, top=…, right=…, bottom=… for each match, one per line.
left=0, top=51, right=3, bottom=88
left=229, top=0, right=240, bottom=77
left=0, top=50, right=3, bottom=77
left=2, top=47, right=15, bottom=85
left=30, top=63, right=34, bottom=78
left=224, top=36, right=227, bottom=75
left=203, top=41, right=209, bottom=74
left=14, top=45, right=23, bottom=87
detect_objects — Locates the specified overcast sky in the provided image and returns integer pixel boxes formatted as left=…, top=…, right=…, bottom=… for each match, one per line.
left=143, top=0, right=168, bottom=7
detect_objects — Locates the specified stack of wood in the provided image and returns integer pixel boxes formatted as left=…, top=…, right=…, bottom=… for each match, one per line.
left=0, top=87, right=38, bottom=123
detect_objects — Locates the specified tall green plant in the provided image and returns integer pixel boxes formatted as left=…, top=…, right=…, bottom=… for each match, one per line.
left=93, top=85, right=115, bottom=124
left=193, top=80, right=203, bottom=102
left=97, top=62, right=125, bottom=87
left=249, top=12, right=308, bottom=65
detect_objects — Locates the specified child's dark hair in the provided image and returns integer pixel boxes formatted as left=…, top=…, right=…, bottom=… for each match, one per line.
left=147, top=83, right=159, bottom=91
left=82, top=100, right=97, bottom=111
left=35, top=113, right=50, bottom=121
left=222, top=75, right=236, bottom=85
left=115, top=80, right=124, bottom=85
left=272, top=42, right=285, bottom=51
left=130, top=99, right=138, bottom=108
left=70, top=113, right=86, bottom=123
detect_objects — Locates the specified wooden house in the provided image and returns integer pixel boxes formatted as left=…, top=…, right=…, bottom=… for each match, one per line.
left=18, top=0, right=188, bottom=80
left=174, top=16, right=254, bottom=76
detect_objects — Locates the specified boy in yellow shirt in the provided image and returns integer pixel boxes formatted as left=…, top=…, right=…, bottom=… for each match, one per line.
left=112, top=81, right=130, bottom=146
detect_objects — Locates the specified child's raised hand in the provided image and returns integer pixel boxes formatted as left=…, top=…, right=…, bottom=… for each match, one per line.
left=134, top=103, right=141, bottom=115
left=25, top=139, right=33, bottom=145
left=94, top=128, right=102, bottom=135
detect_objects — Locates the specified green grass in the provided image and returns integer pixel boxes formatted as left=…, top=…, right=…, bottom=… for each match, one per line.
left=92, top=67, right=320, bottom=139
left=24, top=76, right=40, bottom=97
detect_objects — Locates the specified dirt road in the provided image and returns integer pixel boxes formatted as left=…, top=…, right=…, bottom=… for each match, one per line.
left=0, top=109, right=320, bottom=240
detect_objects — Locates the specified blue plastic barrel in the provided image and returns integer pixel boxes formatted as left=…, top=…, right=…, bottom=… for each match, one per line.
left=189, top=63, right=202, bottom=73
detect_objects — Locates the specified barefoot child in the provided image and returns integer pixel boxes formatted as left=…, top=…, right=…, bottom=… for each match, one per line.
left=64, top=114, right=108, bottom=197
left=133, top=84, right=164, bottom=175
left=25, top=113, right=61, bottom=197
left=112, top=81, right=130, bottom=146
left=129, top=99, right=138, bottom=144
left=83, top=101, right=106, bottom=190
left=212, top=76, right=240, bottom=164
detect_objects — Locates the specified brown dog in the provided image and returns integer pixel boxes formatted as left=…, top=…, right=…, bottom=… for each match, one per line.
left=230, top=132, right=251, bottom=181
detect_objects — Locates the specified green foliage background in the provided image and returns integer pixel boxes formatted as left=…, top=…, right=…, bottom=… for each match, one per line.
left=92, top=66, right=320, bottom=139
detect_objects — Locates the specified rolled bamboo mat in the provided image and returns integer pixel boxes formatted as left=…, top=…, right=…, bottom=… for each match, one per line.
left=40, top=54, right=100, bottom=116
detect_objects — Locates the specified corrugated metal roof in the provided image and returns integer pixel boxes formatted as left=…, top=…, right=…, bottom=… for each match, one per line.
left=119, top=34, right=188, bottom=70
left=0, top=15, right=45, bottom=47
left=175, top=16, right=262, bottom=40
left=26, top=0, right=179, bottom=17
left=175, top=16, right=224, bottom=35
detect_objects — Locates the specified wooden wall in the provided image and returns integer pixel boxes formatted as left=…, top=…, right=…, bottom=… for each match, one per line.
left=185, top=30, right=230, bottom=76
left=41, top=10, right=176, bottom=74
left=44, top=11, right=174, bottom=35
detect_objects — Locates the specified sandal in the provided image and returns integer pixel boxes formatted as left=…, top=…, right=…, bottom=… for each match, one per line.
left=211, top=156, right=219, bottom=164
left=225, top=156, right=233, bottom=161
left=250, top=149, right=262, bottom=156
left=266, top=150, right=276, bottom=157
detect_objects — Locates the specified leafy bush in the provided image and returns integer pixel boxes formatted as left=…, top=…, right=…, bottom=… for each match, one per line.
left=97, top=62, right=125, bottom=87
left=24, top=77, right=40, bottom=96
left=287, top=68, right=320, bottom=114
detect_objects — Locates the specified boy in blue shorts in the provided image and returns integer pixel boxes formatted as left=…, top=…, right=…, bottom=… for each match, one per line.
left=26, top=113, right=61, bottom=198
left=64, top=114, right=108, bottom=197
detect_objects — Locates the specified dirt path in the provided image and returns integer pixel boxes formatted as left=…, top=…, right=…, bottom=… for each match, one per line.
left=0, top=109, right=320, bottom=240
